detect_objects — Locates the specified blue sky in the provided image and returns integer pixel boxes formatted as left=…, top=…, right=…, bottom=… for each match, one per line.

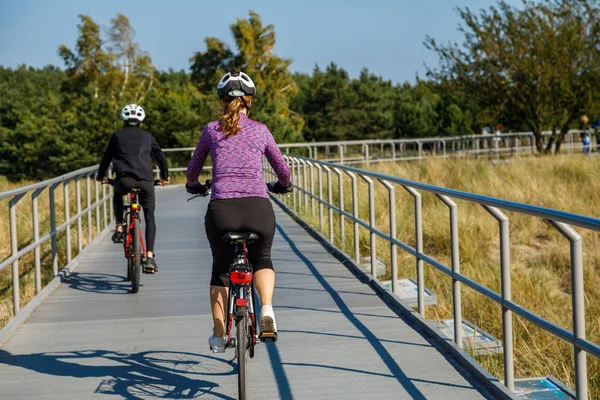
left=0, top=0, right=523, bottom=83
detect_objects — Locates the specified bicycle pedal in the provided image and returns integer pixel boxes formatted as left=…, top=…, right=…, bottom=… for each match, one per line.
left=259, top=331, right=277, bottom=343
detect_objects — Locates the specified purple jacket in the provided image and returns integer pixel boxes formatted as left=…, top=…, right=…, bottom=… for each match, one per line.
left=186, top=113, right=291, bottom=199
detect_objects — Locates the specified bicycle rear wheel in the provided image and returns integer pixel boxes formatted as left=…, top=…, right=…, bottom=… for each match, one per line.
left=131, top=219, right=141, bottom=293
left=236, top=309, right=249, bottom=400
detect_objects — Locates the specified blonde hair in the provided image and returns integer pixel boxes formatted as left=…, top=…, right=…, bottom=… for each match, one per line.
left=219, top=96, right=252, bottom=137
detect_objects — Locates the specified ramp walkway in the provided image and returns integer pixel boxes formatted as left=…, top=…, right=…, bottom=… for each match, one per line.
left=0, top=186, right=498, bottom=399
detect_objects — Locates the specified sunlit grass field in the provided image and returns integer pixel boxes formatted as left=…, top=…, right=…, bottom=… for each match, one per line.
left=283, top=154, right=600, bottom=396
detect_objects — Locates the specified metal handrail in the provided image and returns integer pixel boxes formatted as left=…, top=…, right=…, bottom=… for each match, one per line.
left=163, top=130, right=583, bottom=169
left=0, top=166, right=114, bottom=320
left=267, top=154, right=598, bottom=398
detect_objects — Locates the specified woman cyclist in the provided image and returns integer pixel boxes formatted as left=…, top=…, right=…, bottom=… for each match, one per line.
left=185, top=71, right=292, bottom=353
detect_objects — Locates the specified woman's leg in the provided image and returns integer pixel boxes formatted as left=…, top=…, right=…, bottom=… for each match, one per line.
left=210, top=285, right=229, bottom=337
left=205, top=200, right=238, bottom=338
left=255, top=269, right=275, bottom=306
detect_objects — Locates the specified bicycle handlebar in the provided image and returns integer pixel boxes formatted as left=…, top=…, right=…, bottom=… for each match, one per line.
left=101, top=178, right=165, bottom=187
left=186, top=180, right=212, bottom=201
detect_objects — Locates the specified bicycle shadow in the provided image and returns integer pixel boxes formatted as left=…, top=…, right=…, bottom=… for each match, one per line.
left=0, top=349, right=236, bottom=399
left=63, top=272, right=131, bottom=295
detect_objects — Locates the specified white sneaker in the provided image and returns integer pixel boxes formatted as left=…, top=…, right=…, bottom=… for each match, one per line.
left=208, top=335, right=226, bottom=353
left=260, top=305, right=278, bottom=335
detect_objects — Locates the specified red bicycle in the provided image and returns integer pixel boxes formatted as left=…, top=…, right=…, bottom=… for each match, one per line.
left=187, top=180, right=279, bottom=400
left=106, top=179, right=161, bottom=293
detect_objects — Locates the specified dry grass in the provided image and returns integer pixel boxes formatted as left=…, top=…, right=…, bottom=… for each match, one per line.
left=285, top=154, right=600, bottom=395
left=0, top=175, right=112, bottom=328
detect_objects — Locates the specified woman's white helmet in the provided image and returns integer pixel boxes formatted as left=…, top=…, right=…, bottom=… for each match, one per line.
left=217, top=71, right=256, bottom=98
left=120, top=104, right=145, bottom=125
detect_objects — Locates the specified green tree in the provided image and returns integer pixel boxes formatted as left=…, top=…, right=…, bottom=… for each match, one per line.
left=394, top=80, right=440, bottom=138
left=190, top=11, right=303, bottom=142
left=426, top=0, right=600, bottom=153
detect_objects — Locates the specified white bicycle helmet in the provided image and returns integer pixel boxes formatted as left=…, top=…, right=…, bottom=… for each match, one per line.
left=217, top=71, right=256, bottom=98
left=120, top=104, right=146, bottom=125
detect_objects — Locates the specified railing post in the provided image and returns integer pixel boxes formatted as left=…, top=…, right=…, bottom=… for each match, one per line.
left=316, top=164, right=324, bottom=232
left=95, top=179, right=101, bottom=232
left=323, top=166, right=334, bottom=242
left=403, top=186, right=424, bottom=316
left=32, top=188, right=43, bottom=294
left=380, top=180, right=397, bottom=294
left=437, top=194, right=462, bottom=348
left=338, top=144, right=344, bottom=164
left=9, top=194, right=25, bottom=314
left=549, top=221, right=587, bottom=400
left=49, top=183, right=59, bottom=276
left=300, top=160, right=308, bottom=210
left=108, top=170, right=115, bottom=222
left=308, top=161, right=316, bottom=216
left=64, top=179, right=72, bottom=264
left=102, top=179, right=108, bottom=229
left=334, top=168, right=345, bottom=249
left=86, top=174, right=93, bottom=242
left=483, top=205, right=514, bottom=392
left=346, top=171, right=360, bottom=263
left=291, top=158, right=297, bottom=211
left=360, top=175, right=376, bottom=278
left=418, top=141, right=423, bottom=161
left=76, top=177, right=83, bottom=253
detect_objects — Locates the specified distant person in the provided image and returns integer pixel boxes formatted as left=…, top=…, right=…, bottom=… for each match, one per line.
left=581, top=131, right=591, bottom=154
left=185, top=71, right=292, bottom=353
left=592, top=119, right=600, bottom=152
left=495, top=124, right=504, bottom=136
left=96, top=104, right=170, bottom=273
left=580, top=115, right=592, bottom=154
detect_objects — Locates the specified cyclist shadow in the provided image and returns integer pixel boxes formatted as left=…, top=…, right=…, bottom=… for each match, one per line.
left=64, top=272, right=131, bottom=295
left=0, top=349, right=236, bottom=400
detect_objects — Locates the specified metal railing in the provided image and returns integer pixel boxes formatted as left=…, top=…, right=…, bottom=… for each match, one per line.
left=265, top=154, right=600, bottom=399
left=0, top=166, right=113, bottom=319
left=164, top=130, right=584, bottom=172
left=277, top=130, right=583, bottom=163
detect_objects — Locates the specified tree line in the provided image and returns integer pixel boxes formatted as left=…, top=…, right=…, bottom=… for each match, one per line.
left=1, top=1, right=599, bottom=180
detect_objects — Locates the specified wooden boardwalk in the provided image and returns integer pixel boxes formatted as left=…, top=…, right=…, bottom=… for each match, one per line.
left=0, top=186, right=499, bottom=399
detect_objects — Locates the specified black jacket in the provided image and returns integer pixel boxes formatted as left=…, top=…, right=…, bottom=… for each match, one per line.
left=97, top=126, right=169, bottom=181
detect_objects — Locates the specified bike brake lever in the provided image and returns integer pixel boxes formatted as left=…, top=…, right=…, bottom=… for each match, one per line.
left=186, top=190, right=211, bottom=202
left=187, top=194, right=202, bottom=202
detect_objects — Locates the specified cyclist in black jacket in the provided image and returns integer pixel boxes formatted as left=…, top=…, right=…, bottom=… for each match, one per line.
left=96, top=104, right=169, bottom=273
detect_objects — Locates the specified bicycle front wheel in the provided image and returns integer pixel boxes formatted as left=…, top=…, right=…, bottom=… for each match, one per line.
left=131, top=219, right=141, bottom=293
left=237, top=309, right=249, bottom=400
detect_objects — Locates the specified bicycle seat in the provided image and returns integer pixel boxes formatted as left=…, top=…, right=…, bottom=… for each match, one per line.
left=130, top=188, right=142, bottom=194
left=222, top=232, right=259, bottom=244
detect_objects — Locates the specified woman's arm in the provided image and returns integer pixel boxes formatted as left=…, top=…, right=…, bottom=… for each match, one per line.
left=264, top=131, right=290, bottom=186
left=186, top=127, right=211, bottom=186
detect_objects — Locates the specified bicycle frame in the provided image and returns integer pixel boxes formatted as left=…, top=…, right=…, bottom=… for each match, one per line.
left=123, top=191, right=146, bottom=258
left=225, top=241, right=258, bottom=349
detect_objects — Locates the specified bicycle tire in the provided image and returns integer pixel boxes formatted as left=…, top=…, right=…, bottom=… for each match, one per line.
left=131, top=219, right=141, bottom=293
left=249, top=285, right=258, bottom=359
left=237, top=308, right=249, bottom=400
left=126, top=238, right=132, bottom=281
left=127, top=257, right=132, bottom=281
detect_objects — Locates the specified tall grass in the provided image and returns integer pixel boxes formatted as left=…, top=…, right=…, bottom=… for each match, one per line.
left=285, top=155, right=600, bottom=396
left=0, top=175, right=113, bottom=328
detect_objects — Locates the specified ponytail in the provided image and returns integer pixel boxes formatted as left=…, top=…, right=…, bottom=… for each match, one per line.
left=219, top=96, right=252, bottom=137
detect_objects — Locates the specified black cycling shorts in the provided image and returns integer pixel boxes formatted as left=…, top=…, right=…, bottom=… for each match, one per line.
left=205, top=197, right=275, bottom=287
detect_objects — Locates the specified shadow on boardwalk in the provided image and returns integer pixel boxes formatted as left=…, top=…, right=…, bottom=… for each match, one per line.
left=0, top=349, right=236, bottom=399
